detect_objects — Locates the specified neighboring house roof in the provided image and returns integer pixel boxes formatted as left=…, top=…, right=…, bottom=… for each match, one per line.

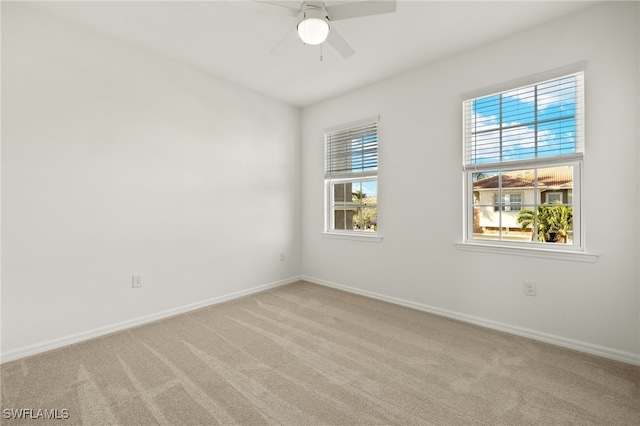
left=473, top=166, right=573, bottom=190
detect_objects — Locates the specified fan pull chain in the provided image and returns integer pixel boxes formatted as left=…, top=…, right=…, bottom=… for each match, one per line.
left=320, top=43, right=323, bottom=62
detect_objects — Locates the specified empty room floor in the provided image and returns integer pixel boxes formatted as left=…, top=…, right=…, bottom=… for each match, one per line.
left=2, top=281, right=639, bottom=425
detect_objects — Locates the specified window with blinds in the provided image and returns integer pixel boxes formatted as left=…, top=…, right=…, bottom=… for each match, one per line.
left=324, top=117, right=379, bottom=236
left=462, top=70, right=584, bottom=250
left=325, top=120, right=378, bottom=178
left=464, top=72, right=584, bottom=168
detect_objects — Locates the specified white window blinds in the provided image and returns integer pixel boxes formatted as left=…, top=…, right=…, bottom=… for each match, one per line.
left=463, top=72, right=584, bottom=170
left=325, top=118, right=378, bottom=179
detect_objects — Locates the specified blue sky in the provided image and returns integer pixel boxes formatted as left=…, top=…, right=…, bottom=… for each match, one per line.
left=348, top=132, right=378, bottom=197
left=346, top=180, right=377, bottom=198
left=360, top=181, right=377, bottom=197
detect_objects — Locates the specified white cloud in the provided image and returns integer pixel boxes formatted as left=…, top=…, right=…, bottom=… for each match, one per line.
left=503, top=86, right=535, bottom=104
left=503, top=77, right=576, bottom=110
left=470, top=112, right=498, bottom=131
left=471, top=122, right=555, bottom=162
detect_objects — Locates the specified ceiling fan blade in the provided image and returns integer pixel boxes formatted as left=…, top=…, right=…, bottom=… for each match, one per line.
left=235, top=0, right=299, bottom=17
left=269, top=27, right=297, bottom=55
left=326, top=28, right=355, bottom=59
left=327, top=0, right=396, bottom=21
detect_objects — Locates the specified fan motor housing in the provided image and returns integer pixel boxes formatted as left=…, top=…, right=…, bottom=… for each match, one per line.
left=298, top=6, right=330, bottom=24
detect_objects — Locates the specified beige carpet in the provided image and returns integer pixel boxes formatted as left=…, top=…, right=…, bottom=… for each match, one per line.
left=2, top=281, right=639, bottom=425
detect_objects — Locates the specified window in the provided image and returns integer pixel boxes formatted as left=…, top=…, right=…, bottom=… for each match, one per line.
left=545, top=192, right=563, bottom=204
left=494, top=193, right=522, bottom=211
left=324, top=117, right=379, bottom=236
left=463, top=69, right=584, bottom=249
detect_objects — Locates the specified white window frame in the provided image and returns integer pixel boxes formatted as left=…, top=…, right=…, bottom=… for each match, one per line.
left=466, top=161, right=582, bottom=245
left=458, top=64, right=597, bottom=261
left=323, top=116, right=382, bottom=242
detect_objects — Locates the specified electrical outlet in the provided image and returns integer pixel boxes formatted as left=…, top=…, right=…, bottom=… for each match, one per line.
left=523, top=281, right=536, bottom=296
left=132, top=274, right=143, bottom=288
left=280, top=251, right=285, bottom=261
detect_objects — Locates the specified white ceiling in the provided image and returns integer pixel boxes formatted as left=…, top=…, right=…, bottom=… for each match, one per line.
left=24, top=0, right=597, bottom=107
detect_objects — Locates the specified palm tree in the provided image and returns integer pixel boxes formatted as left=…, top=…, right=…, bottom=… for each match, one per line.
left=516, top=207, right=543, bottom=241
left=544, top=203, right=573, bottom=243
left=517, top=202, right=573, bottom=243
left=351, top=190, right=378, bottom=231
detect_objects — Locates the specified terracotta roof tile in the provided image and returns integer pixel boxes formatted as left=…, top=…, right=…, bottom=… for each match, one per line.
left=473, top=166, right=573, bottom=189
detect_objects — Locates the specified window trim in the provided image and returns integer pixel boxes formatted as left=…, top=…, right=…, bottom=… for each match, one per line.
left=324, top=175, right=379, bottom=237
left=465, top=159, right=583, bottom=251
left=461, top=62, right=586, bottom=107
left=323, top=188, right=383, bottom=241
left=322, top=230, right=383, bottom=243
left=460, top=66, right=594, bottom=256
left=323, top=116, right=382, bottom=241
left=454, top=241, right=598, bottom=263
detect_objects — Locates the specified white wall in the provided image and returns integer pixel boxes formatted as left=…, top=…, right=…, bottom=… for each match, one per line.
left=1, top=4, right=301, bottom=359
left=301, top=2, right=640, bottom=364
left=2, top=1, right=639, bottom=366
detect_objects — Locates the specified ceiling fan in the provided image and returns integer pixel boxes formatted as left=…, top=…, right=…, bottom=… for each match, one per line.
left=249, top=1, right=397, bottom=58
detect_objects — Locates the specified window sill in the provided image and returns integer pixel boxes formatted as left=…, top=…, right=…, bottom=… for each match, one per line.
left=454, top=242, right=598, bottom=263
left=322, top=231, right=383, bottom=243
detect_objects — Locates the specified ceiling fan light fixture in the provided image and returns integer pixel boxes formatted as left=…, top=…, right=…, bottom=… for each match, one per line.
left=297, top=9, right=330, bottom=45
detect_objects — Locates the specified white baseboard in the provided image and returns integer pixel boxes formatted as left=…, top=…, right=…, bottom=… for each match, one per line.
left=1, top=276, right=302, bottom=364
left=302, top=275, right=640, bottom=367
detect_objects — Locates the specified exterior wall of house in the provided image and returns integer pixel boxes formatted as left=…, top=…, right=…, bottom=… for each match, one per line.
left=475, top=188, right=574, bottom=233
left=301, top=2, right=640, bottom=364
left=475, top=190, right=533, bottom=230
left=333, top=182, right=354, bottom=230
left=475, top=188, right=572, bottom=231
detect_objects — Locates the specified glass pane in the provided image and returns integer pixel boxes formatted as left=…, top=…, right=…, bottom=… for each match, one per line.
left=331, top=180, right=377, bottom=232
left=332, top=182, right=352, bottom=230
left=538, top=118, right=576, bottom=157
left=473, top=94, right=500, bottom=119
left=473, top=172, right=499, bottom=213
left=353, top=181, right=377, bottom=232
left=325, top=122, right=378, bottom=175
left=467, top=75, right=579, bottom=165
left=333, top=183, right=351, bottom=204
left=535, top=166, right=573, bottom=244
left=470, top=166, right=574, bottom=244
left=537, top=76, right=577, bottom=121
left=354, top=206, right=377, bottom=231
left=473, top=206, right=499, bottom=240
left=351, top=134, right=378, bottom=172
left=472, top=172, right=499, bottom=191
left=470, top=130, right=501, bottom=164
left=537, top=204, right=573, bottom=244
left=515, top=204, right=537, bottom=242
left=546, top=193, right=562, bottom=204
left=504, top=193, right=522, bottom=211
left=502, top=125, right=535, bottom=160
left=502, top=86, right=535, bottom=125
left=333, top=208, right=351, bottom=230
